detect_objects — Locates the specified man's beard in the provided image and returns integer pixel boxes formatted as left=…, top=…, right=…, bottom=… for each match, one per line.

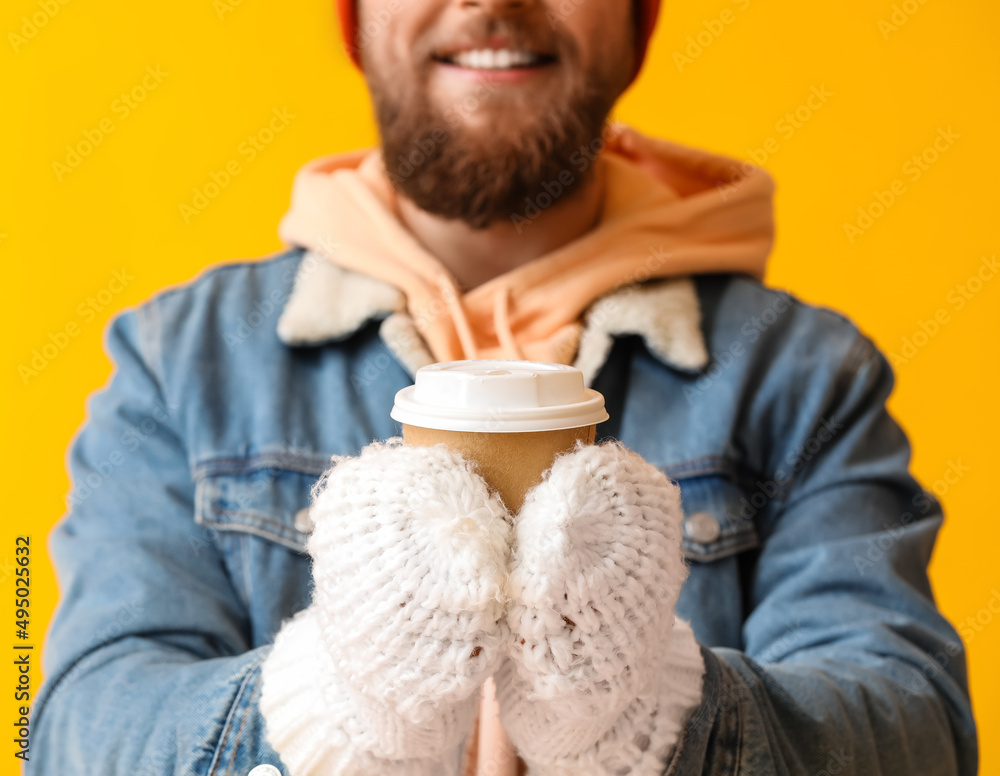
left=365, top=35, right=624, bottom=230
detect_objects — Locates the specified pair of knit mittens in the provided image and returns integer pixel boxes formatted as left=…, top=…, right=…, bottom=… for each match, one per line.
left=261, top=438, right=705, bottom=776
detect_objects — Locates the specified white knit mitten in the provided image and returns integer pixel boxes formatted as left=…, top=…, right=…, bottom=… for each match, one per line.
left=496, top=441, right=706, bottom=776
left=260, top=438, right=512, bottom=776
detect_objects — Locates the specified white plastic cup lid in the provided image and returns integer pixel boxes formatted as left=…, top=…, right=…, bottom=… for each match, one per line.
left=391, top=360, right=609, bottom=433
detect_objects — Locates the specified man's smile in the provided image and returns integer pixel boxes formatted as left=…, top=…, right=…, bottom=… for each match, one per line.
left=431, top=35, right=558, bottom=84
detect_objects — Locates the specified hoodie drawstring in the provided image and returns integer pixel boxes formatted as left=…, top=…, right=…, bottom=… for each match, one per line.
left=439, top=278, right=480, bottom=360
left=436, top=279, right=524, bottom=362
left=493, top=286, right=524, bottom=360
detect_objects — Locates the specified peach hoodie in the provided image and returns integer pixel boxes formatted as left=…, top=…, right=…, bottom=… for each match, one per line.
left=277, top=125, right=775, bottom=365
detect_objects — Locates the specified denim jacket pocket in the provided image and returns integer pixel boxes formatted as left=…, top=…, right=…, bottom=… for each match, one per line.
left=192, top=451, right=331, bottom=554
left=661, top=465, right=760, bottom=564
left=191, top=452, right=329, bottom=642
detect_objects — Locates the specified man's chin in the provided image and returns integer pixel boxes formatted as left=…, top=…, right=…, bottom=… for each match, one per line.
left=447, top=117, right=541, bottom=150
left=429, top=76, right=564, bottom=121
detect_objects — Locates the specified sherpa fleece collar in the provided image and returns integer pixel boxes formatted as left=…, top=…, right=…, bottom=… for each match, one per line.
left=276, top=250, right=709, bottom=387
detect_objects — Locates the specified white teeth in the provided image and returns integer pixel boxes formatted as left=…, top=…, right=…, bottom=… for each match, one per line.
left=449, top=48, right=541, bottom=70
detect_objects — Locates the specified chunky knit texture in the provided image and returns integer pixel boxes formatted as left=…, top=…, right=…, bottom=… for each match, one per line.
left=261, top=439, right=512, bottom=774
left=496, top=441, right=705, bottom=775
left=260, top=438, right=705, bottom=775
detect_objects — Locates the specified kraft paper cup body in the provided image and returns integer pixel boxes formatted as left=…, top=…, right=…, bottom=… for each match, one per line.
left=392, top=360, right=608, bottom=513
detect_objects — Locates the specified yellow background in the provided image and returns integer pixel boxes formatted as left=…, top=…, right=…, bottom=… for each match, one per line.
left=2, top=0, right=997, bottom=773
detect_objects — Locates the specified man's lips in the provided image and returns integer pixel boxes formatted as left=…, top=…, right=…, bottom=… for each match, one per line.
left=433, top=34, right=556, bottom=61
left=431, top=52, right=558, bottom=85
left=433, top=58, right=556, bottom=83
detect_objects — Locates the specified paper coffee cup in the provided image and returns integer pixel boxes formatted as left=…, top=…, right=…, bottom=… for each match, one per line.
left=390, top=359, right=609, bottom=513
left=391, top=360, right=609, bottom=776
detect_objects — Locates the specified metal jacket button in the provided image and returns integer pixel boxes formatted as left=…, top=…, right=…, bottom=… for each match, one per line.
left=248, top=765, right=282, bottom=776
left=685, top=511, right=721, bottom=544
left=294, top=507, right=314, bottom=533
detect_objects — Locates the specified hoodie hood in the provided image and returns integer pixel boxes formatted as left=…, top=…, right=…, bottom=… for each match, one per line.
left=276, top=124, right=775, bottom=366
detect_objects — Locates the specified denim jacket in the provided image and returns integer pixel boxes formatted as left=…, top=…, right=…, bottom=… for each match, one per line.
left=29, top=247, right=978, bottom=775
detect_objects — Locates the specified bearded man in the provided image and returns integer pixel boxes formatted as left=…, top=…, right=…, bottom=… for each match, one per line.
left=31, top=1, right=977, bottom=775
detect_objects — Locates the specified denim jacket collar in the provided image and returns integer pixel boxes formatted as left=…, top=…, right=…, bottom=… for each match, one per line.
left=276, top=249, right=709, bottom=385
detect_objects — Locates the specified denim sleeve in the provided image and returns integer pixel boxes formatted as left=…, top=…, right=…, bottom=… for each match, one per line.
left=28, top=308, right=284, bottom=775
left=662, top=334, right=978, bottom=776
